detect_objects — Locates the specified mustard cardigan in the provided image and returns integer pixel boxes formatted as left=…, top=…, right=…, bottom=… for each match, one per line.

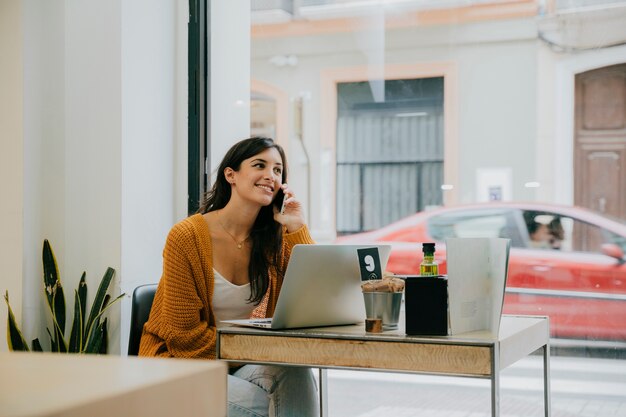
left=138, top=213, right=314, bottom=359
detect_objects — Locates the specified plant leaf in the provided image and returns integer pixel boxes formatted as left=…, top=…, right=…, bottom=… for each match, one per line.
left=42, top=239, right=58, bottom=308
left=45, top=293, right=67, bottom=353
left=77, top=272, right=87, bottom=341
left=46, top=327, right=56, bottom=352
left=85, top=320, right=105, bottom=353
left=53, top=284, right=66, bottom=340
left=51, top=291, right=67, bottom=353
left=43, top=240, right=66, bottom=339
left=90, top=293, right=112, bottom=336
left=32, top=338, right=43, bottom=352
left=99, top=318, right=108, bottom=354
left=83, top=292, right=124, bottom=349
left=102, top=293, right=111, bottom=310
left=4, top=291, right=29, bottom=351
left=68, top=290, right=83, bottom=353
left=84, top=267, right=115, bottom=342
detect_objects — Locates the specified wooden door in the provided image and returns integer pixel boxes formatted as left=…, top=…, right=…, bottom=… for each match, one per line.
left=575, top=64, right=626, bottom=227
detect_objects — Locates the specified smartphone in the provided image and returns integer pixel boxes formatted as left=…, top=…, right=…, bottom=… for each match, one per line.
left=280, top=193, right=287, bottom=214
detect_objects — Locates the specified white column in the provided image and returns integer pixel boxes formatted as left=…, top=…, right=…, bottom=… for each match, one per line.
left=0, top=0, right=24, bottom=352
left=209, top=0, right=251, bottom=172
left=120, top=0, right=180, bottom=354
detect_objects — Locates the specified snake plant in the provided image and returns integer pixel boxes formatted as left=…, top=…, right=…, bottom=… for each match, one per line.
left=4, top=239, right=124, bottom=353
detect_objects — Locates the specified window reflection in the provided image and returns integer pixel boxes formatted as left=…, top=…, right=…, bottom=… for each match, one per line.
left=249, top=0, right=626, bottom=360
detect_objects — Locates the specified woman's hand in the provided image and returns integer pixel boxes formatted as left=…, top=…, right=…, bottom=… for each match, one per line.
left=274, top=184, right=305, bottom=233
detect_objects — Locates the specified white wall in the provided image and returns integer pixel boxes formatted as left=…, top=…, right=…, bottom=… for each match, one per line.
left=10, top=0, right=251, bottom=355
left=15, top=0, right=187, bottom=355
left=0, top=0, right=24, bottom=352
left=454, top=40, right=537, bottom=203
left=22, top=0, right=66, bottom=346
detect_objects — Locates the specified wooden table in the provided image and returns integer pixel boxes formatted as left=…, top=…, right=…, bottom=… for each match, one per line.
left=217, top=315, right=551, bottom=417
left=0, top=352, right=227, bottom=417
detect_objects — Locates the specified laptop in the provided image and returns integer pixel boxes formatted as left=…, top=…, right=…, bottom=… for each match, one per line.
left=221, top=244, right=392, bottom=330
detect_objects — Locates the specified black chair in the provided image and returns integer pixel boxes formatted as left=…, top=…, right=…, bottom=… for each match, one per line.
left=127, top=283, right=157, bottom=356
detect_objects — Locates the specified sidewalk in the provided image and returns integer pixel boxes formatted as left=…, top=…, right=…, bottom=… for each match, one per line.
left=322, top=355, right=626, bottom=417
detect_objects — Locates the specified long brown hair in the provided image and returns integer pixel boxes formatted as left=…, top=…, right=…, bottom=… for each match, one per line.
left=197, top=137, right=287, bottom=304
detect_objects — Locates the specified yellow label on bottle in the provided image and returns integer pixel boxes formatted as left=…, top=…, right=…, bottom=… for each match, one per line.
left=420, top=263, right=439, bottom=276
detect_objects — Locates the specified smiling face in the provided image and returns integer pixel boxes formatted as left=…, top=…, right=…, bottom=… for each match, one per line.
left=226, top=147, right=284, bottom=207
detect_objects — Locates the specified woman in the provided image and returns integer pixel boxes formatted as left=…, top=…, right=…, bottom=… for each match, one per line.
left=139, top=137, right=319, bottom=417
left=528, top=221, right=551, bottom=249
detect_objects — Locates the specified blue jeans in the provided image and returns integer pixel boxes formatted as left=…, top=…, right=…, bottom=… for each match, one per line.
left=228, top=364, right=319, bottom=417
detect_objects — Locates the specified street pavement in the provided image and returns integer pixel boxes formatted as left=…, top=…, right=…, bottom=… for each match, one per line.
left=319, top=354, right=626, bottom=416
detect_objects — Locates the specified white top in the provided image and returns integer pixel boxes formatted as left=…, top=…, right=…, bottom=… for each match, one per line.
left=212, top=269, right=256, bottom=328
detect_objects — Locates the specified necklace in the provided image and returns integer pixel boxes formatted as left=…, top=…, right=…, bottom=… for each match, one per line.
left=217, top=213, right=249, bottom=249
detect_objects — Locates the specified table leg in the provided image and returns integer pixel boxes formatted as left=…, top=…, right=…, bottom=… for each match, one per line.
left=319, top=368, right=329, bottom=417
left=491, top=344, right=500, bottom=417
left=543, top=343, right=552, bottom=417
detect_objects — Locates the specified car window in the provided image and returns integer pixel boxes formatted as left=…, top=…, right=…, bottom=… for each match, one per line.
left=608, top=231, right=626, bottom=254
left=427, top=209, right=524, bottom=246
left=572, top=219, right=625, bottom=254
left=522, top=210, right=623, bottom=254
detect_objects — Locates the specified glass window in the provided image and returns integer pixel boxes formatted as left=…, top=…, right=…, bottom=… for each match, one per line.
left=245, top=0, right=626, bottom=413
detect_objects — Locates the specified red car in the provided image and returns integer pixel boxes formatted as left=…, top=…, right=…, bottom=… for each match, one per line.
left=336, top=202, right=626, bottom=341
